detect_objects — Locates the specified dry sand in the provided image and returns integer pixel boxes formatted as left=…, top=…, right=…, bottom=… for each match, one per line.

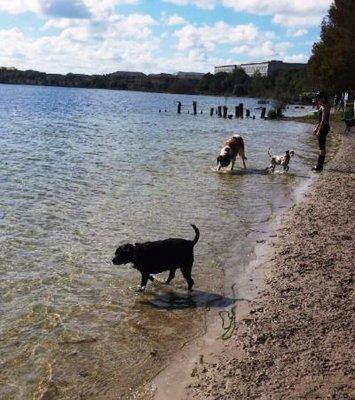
left=184, top=122, right=355, bottom=399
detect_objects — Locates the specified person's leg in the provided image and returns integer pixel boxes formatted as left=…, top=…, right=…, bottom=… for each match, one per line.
left=313, top=132, right=326, bottom=171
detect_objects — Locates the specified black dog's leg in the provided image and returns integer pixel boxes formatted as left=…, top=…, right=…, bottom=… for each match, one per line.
left=181, top=265, right=194, bottom=291
left=166, top=269, right=176, bottom=284
left=138, top=273, right=149, bottom=291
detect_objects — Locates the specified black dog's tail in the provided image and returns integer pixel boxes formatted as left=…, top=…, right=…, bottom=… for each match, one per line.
left=190, top=224, right=200, bottom=245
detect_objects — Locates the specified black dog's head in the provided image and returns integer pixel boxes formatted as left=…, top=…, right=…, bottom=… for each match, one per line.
left=286, top=150, right=295, bottom=157
left=112, top=243, right=134, bottom=265
left=217, top=155, right=231, bottom=168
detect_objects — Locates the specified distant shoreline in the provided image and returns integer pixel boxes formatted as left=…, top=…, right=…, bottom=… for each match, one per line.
left=0, top=80, right=276, bottom=103
left=0, top=67, right=313, bottom=104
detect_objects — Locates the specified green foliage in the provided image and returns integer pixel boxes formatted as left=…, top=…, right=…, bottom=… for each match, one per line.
left=267, top=107, right=284, bottom=119
left=299, top=92, right=314, bottom=105
left=271, top=69, right=312, bottom=102
left=197, top=72, right=214, bottom=92
left=197, top=68, right=250, bottom=95
left=309, top=0, right=355, bottom=91
left=167, top=79, right=196, bottom=94
left=267, top=109, right=278, bottom=119
left=209, top=72, right=230, bottom=93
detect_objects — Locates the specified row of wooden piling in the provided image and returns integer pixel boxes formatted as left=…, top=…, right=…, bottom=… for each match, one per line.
left=176, top=101, right=266, bottom=119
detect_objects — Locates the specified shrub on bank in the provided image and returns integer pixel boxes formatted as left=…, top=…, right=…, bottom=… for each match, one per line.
left=267, top=107, right=284, bottom=120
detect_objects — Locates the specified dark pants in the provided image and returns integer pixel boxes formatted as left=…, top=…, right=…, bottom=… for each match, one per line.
left=315, top=129, right=329, bottom=170
left=318, top=129, right=329, bottom=151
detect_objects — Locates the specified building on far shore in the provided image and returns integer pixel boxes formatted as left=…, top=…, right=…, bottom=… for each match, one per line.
left=110, top=70, right=148, bottom=85
left=109, top=70, right=205, bottom=85
left=0, top=66, right=17, bottom=71
left=148, top=73, right=175, bottom=83
left=176, top=71, right=205, bottom=80
left=214, top=60, right=306, bottom=77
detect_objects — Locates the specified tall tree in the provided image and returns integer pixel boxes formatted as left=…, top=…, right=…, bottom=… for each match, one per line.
left=309, top=0, right=355, bottom=91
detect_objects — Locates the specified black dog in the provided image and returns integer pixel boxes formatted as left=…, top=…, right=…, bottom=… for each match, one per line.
left=112, top=224, right=200, bottom=291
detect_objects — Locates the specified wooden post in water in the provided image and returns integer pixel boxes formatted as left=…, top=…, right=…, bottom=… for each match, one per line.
left=261, top=107, right=266, bottom=119
left=235, top=106, right=240, bottom=118
left=239, top=103, right=244, bottom=119
left=217, top=106, right=222, bottom=117
left=210, top=108, right=214, bottom=116
left=193, top=101, right=197, bottom=115
left=223, top=106, right=228, bottom=118
left=177, top=101, right=182, bottom=114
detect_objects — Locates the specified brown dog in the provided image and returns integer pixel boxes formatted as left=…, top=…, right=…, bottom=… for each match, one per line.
left=217, top=135, right=247, bottom=171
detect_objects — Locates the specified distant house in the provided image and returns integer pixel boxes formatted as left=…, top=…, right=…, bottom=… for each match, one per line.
left=148, top=73, right=175, bottom=83
left=176, top=71, right=205, bottom=80
left=214, top=65, right=239, bottom=74
left=214, top=60, right=306, bottom=77
left=0, top=66, right=17, bottom=71
left=109, top=71, right=148, bottom=85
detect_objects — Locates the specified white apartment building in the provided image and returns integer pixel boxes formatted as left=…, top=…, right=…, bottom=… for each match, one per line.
left=214, top=60, right=306, bottom=77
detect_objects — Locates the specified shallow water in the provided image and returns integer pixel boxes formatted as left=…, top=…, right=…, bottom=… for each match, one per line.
left=0, top=84, right=317, bottom=399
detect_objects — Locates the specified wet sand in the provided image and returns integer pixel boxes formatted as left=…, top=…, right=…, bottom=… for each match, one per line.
left=139, top=121, right=354, bottom=399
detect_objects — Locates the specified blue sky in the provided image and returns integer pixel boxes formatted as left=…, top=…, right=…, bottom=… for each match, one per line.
left=0, top=0, right=332, bottom=75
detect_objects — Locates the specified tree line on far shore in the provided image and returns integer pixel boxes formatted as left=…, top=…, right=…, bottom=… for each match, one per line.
left=0, top=68, right=203, bottom=96
left=0, top=67, right=315, bottom=104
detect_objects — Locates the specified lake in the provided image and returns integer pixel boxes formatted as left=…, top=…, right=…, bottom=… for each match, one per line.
left=0, top=84, right=317, bottom=399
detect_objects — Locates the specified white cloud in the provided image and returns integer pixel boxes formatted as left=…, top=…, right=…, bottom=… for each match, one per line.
left=173, top=19, right=307, bottom=69
left=221, top=0, right=331, bottom=16
left=175, top=22, right=270, bottom=51
left=154, top=49, right=233, bottom=73
left=272, top=14, right=322, bottom=27
left=0, top=0, right=40, bottom=14
left=163, top=0, right=217, bottom=9
left=0, top=11, right=159, bottom=74
left=0, top=0, right=139, bottom=18
left=84, top=0, right=139, bottom=18
left=284, top=53, right=307, bottom=63
left=231, top=40, right=291, bottom=59
left=165, top=14, right=187, bottom=26
left=286, top=28, right=308, bottom=37
left=165, top=0, right=332, bottom=27
left=0, top=0, right=332, bottom=28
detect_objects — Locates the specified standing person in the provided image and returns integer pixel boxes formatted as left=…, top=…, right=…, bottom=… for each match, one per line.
left=313, top=91, right=331, bottom=172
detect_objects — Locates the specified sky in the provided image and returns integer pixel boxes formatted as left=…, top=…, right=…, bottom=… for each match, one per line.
left=0, top=0, right=333, bottom=75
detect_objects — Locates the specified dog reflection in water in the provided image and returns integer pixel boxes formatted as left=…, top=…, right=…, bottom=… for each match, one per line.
left=112, top=225, right=199, bottom=292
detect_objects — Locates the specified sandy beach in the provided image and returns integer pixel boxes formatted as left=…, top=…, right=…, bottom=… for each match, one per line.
left=184, top=121, right=355, bottom=399
left=141, top=120, right=354, bottom=399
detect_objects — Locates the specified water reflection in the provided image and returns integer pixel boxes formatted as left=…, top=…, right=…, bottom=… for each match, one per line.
left=142, top=288, right=236, bottom=310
